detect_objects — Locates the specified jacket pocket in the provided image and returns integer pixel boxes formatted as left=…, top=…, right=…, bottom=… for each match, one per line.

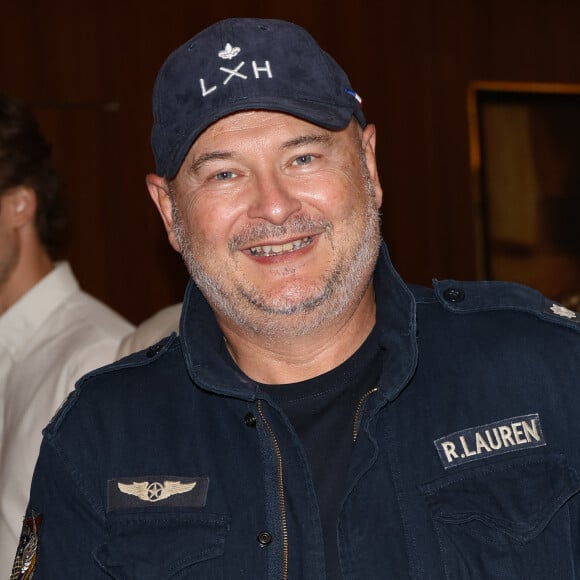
left=419, top=454, right=580, bottom=580
left=94, top=511, right=230, bottom=579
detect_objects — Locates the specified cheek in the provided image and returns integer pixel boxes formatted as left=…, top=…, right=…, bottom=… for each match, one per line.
left=307, top=168, right=369, bottom=220
left=183, top=198, right=242, bottom=249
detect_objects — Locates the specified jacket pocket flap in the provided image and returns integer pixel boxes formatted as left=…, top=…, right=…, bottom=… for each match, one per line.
left=419, top=454, right=580, bottom=543
left=95, top=512, right=230, bottom=579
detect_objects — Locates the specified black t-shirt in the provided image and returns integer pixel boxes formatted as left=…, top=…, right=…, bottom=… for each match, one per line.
left=260, top=327, right=382, bottom=579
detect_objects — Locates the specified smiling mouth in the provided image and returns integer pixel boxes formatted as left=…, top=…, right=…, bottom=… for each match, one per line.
left=249, top=237, right=313, bottom=257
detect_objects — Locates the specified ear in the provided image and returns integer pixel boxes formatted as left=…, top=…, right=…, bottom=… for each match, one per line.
left=146, top=174, right=181, bottom=252
left=1, top=186, right=37, bottom=228
left=361, top=124, right=383, bottom=208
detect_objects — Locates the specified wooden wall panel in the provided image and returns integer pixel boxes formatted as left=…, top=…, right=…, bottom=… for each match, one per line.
left=2, top=0, right=580, bottom=322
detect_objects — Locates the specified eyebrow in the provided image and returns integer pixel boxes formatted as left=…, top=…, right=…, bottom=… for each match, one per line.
left=281, top=133, right=332, bottom=150
left=189, top=133, right=334, bottom=174
left=189, top=151, right=235, bottom=174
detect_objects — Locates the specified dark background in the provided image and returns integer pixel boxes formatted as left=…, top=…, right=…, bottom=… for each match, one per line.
left=3, top=0, right=580, bottom=324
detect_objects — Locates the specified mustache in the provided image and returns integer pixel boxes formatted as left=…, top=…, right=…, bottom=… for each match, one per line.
left=228, top=215, right=333, bottom=252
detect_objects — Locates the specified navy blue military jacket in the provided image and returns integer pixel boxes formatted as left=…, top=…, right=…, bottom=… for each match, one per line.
left=22, top=243, right=580, bottom=578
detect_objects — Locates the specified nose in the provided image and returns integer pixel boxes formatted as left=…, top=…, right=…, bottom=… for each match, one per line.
left=247, top=173, right=302, bottom=225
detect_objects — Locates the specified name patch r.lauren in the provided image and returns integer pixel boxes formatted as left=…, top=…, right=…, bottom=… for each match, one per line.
left=434, top=413, right=546, bottom=469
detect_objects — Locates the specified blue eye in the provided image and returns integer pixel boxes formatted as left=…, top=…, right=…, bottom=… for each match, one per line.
left=215, top=171, right=235, bottom=181
left=294, top=154, right=313, bottom=166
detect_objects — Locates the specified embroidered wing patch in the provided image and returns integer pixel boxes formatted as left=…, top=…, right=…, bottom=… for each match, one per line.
left=107, top=475, right=209, bottom=511
left=117, top=480, right=196, bottom=502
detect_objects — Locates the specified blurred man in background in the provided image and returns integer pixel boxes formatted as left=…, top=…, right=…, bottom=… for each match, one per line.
left=0, top=93, right=133, bottom=574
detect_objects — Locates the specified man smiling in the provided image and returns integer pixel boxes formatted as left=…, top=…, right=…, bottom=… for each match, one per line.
left=20, top=18, right=580, bottom=579
left=148, top=111, right=381, bottom=362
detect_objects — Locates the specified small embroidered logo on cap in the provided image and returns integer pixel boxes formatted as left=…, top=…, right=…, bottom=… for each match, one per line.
left=218, top=43, right=241, bottom=60
left=198, top=44, right=273, bottom=98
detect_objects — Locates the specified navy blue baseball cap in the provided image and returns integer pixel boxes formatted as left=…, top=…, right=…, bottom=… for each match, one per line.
left=151, top=18, right=366, bottom=179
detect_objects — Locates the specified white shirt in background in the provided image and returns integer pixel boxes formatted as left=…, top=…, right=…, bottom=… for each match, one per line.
left=0, top=261, right=133, bottom=574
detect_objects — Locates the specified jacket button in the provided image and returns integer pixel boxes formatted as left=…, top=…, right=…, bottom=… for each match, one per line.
left=244, top=413, right=257, bottom=427
left=443, top=287, right=465, bottom=303
left=257, top=531, right=272, bottom=546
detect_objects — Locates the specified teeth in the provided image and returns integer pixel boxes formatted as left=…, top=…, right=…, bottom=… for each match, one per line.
left=249, top=237, right=312, bottom=257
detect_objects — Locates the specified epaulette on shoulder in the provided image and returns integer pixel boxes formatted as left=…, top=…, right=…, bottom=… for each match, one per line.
left=45, top=333, right=179, bottom=435
left=432, top=279, right=580, bottom=330
left=72, top=332, right=179, bottom=395
left=82, top=332, right=179, bottom=382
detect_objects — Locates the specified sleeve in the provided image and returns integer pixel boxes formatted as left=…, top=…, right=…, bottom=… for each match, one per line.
left=12, top=435, right=108, bottom=578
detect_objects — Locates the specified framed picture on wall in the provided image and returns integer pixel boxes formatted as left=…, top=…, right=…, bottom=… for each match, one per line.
left=467, top=81, right=580, bottom=304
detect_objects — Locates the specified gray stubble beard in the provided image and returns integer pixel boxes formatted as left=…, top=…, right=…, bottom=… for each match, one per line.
left=171, top=167, right=382, bottom=338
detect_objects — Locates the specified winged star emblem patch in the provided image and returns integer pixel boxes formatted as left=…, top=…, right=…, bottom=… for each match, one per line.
left=107, top=476, right=209, bottom=511
left=118, top=480, right=197, bottom=502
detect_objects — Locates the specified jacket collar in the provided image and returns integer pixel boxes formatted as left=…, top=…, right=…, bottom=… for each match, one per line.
left=179, top=241, right=417, bottom=402
left=372, top=242, right=418, bottom=402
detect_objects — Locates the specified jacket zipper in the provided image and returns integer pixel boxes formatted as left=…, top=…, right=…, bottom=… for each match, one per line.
left=257, top=400, right=289, bottom=580
left=352, top=387, right=379, bottom=442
